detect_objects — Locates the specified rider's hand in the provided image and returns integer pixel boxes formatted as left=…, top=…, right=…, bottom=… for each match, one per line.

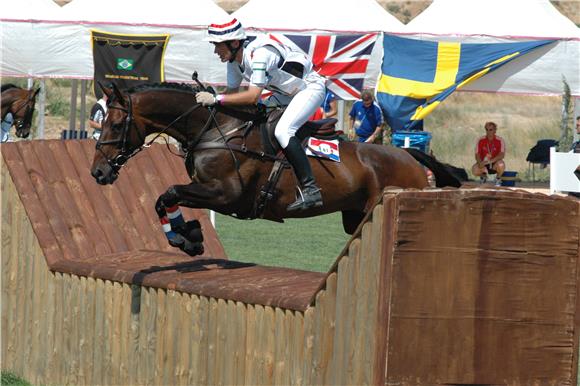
left=196, top=91, right=217, bottom=106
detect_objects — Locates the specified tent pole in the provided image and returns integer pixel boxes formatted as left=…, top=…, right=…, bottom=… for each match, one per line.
left=37, top=79, right=46, bottom=139
left=69, top=79, right=78, bottom=132
left=79, top=80, right=87, bottom=134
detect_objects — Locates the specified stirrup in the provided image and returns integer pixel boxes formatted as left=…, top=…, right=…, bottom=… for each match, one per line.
left=287, top=186, right=323, bottom=211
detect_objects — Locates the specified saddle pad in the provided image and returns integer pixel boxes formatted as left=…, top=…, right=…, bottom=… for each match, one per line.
left=305, top=137, right=340, bottom=162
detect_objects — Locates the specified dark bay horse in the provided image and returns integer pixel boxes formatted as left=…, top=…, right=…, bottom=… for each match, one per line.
left=1, top=84, right=40, bottom=139
left=91, top=83, right=460, bottom=255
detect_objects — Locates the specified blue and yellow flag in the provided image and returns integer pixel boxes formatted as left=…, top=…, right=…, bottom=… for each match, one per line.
left=377, top=35, right=554, bottom=131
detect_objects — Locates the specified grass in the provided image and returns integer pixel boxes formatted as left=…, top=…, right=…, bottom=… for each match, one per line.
left=213, top=211, right=350, bottom=272
left=1, top=372, right=31, bottom=386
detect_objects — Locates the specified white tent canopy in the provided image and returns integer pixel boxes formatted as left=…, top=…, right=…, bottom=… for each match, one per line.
left=232, top=0, right=406, bottom=93
left=1, top=0, right=230, bottom=85
left=403, top=0, right=580, bottom=96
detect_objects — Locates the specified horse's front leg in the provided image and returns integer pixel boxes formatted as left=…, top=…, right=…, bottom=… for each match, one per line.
left=155, top=181, right=229, bottom=256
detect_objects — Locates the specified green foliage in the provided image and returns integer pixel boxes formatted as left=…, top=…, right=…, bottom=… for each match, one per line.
left=45, top=82, right=70, bottom=118
left=214, top=212, right=350, bottom=272
left=558, top=78, right=573, bottom=152
left=1, top=371, right=31, bottom=386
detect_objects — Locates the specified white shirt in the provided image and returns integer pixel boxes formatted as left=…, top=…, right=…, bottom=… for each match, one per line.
left=226, top=36, right=325, bottom=97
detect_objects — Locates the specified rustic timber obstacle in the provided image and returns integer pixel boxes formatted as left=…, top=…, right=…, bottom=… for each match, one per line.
left=2, top=140, right=580, bottom=385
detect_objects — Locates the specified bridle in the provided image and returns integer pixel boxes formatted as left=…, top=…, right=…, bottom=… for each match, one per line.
left=95, top=91, right=211, bottom=173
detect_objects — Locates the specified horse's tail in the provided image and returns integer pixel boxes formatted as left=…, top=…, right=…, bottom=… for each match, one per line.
left=404, top=148, right=462, bottom=188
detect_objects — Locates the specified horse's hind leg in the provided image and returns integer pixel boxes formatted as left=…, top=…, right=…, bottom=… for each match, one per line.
left=155, top=187, right=204, bottom=256
left=341, top=210, right=366, bottom=235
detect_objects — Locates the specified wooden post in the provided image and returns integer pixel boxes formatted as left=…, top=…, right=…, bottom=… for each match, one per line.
left=79, top=80, right=87, bottom=134
left=69, top=80, right=78, bottom=131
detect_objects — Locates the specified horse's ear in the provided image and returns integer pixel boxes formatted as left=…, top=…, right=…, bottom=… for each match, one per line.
left=97, top=81, right=113, bottom=100
left=111, top=83, right=126, bottom=107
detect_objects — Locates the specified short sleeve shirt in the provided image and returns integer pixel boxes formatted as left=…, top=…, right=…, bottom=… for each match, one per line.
left=349, top=101, right=384, bottom=142
left=475, top=135, right=505, bottom=160
left=226, top=45, right=285, bottom=90
left=90, top=100, right=107, bottom=124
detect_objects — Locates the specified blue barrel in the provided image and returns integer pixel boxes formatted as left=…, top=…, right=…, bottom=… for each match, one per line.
left=392, top=131, right=432, bottom=153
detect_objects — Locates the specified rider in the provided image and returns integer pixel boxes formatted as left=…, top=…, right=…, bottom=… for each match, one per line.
left=195, top=18, right=326, bottom=211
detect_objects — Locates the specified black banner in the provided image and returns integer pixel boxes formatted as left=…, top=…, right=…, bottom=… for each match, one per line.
left=91, top=30, right=169, bottom=98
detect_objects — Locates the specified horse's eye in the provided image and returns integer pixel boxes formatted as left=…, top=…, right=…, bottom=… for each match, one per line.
left=111, top=123, right=123, bottom=132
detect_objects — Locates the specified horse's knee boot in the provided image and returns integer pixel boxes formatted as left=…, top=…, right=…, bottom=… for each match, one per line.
left=167, top=233, right=204, bottom=256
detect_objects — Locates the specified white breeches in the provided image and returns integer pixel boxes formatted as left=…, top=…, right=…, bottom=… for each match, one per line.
left=274, top=81, right=326, bottom=149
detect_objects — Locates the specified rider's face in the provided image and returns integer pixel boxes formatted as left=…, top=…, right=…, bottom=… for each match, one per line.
left=213, top=41, right=237, bottom=63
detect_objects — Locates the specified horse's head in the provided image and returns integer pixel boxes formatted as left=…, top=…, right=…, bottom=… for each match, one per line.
left=4, top=86, right=39, bottom=138
left=91, top=84, right=147, bottom=185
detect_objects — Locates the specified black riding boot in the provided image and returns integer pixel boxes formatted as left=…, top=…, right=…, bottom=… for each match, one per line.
left=283, top=137, right=323, bottom=211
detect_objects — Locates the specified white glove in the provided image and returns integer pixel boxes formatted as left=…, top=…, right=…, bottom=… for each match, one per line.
left=196, top=91, right=217, bottom=106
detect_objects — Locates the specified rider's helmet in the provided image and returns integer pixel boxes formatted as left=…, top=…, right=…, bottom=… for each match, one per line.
left=205, top=18, right=246, bottom=43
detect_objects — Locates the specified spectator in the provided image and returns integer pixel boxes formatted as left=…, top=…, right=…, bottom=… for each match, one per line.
left=472, top=121, right=506, bottom=185
left=322, top=90, right=337, bottom=119
left=348, top=89, right=384, bottom=143
left=1, top=112, right=14, bottom=143
left=89, top=93, right=108, bottom=140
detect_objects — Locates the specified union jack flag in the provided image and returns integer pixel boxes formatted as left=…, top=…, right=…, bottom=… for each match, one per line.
left=269, top=33, right=377, bottom=100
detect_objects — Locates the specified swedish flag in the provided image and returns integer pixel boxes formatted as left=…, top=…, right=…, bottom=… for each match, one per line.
left=377, top=35, right=554, bottom=131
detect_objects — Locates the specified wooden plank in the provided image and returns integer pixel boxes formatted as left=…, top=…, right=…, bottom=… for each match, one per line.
left=206, top=297, right=219, bottom=386
left=109, top=281, right=123, bottom=384
left=345, top=239, right=361, bottom=385
left=102, top=280, right=115, bottom=386
left=154, top=289, right=167, bottom=385
left=189, top=295, right=203, bottom=385
left=273, top=307, right=287, bottom=385
left=20, top=210, right=35, bottom=383
left=365, top=203, right=385, bottom=384
left=263, top=306, right=276, bottom=385
left=12, top=188, right=26, bottom=376
left=352, top=221, right=374, bottom=385
left=34, top=255, right=51, bottom=385
left=289, top=310, right=305, bottom=386
left=21, top=216, right=44, bottom=379
left=196, top=296, right=210, bottom=386
left=329, top=252, right=351, bottom=385
left=301, top=307, right=316, bottom=384
left=233, top=301, right=247, bottom=384
left=244, top=304, right=258, bottom=386
left=67, top=274, right=81, bottom=385
left=83, top=277, right=96, bottom=386
left=319, top=273, right=338, bottom=385
left=51, top=272, right=66, bottom=384
left=163, top=290, right=177, bottom=386
left=142, top=287, right=158, bottom=386
left=1, top=167, right=14, bottom=368
left=221, top=299, right=235, bottom=386
left=43, top=271, right=57, bottom=385
left=119, top=283, right=131, bottom=386
left=91, top=278, right=106, bottom=386
left=176, top=292, right=193, bottom=385
left=61, top=273, right=73, bottom=383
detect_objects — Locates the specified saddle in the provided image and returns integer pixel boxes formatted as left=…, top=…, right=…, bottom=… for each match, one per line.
left=260, top=108, right=340, bottom=157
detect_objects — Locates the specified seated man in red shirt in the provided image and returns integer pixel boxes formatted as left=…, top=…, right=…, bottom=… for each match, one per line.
left=472, top=121, right=506, bottom=185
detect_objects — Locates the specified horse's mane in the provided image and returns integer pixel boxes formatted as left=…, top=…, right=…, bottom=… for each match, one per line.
left=1, top=84, right=21, bottom=92
left=126, top=82, right=202, bottom=95
left=125, top=82, right=262, bottom=115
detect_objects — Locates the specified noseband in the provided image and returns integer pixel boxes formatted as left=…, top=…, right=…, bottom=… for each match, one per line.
left=95, top=94, right=142, bottom=172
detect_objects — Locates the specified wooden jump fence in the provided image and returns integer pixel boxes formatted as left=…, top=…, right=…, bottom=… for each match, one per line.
left=2, top=140, right=579, bottom=385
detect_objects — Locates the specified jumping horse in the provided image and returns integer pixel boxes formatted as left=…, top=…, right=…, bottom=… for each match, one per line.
left=91, top=82, right=460, bottom=256
left=1, top=84, right=40, bottom=139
